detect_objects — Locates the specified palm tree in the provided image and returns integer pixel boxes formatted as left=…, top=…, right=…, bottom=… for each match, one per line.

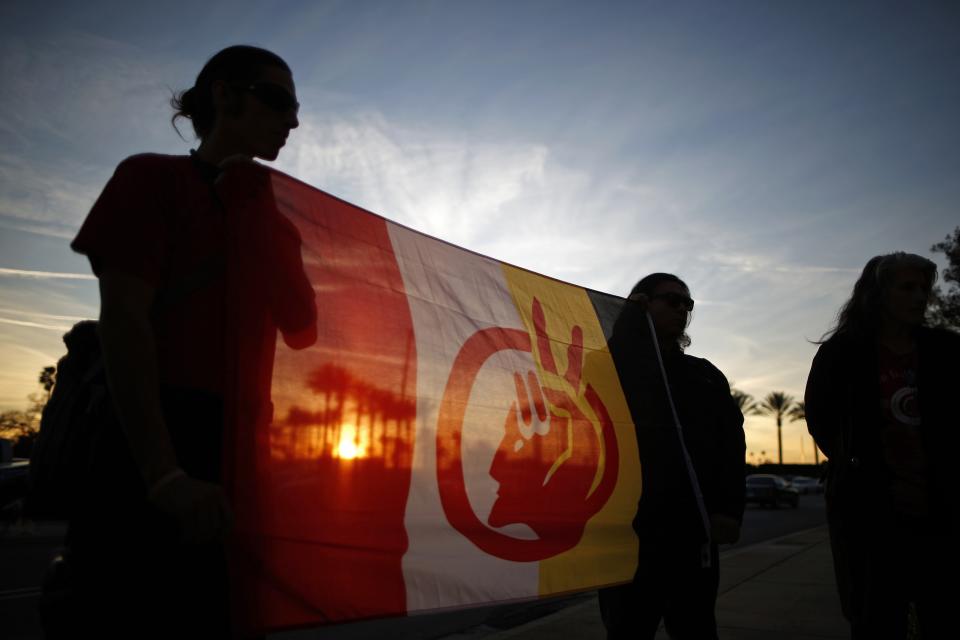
left=787, top=401, right=805, bottom=421
left=758, top=391, right=796, bottom=465
left=730, top=384, right=761, bottom=416
left=787, top=402, right=820, bottom=465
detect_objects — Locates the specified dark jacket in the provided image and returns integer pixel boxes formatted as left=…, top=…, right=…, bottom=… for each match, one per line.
left=609, top=304, right=746, bottom=544
left=805, top=327, right=960, bottom=534
left=806, top=327, right=960, bottom=620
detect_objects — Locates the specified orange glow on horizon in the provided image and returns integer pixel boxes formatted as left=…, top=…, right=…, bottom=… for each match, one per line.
left=335, top=423, right=367, bottom=460
left=337, top=440, right=360, bottom=459
left=269, top=368, right=415, bottom=465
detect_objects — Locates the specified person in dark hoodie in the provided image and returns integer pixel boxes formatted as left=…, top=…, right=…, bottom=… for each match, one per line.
left=599, top=272, right=745, bottom=640
left=805, top=252, right=959, bottom=639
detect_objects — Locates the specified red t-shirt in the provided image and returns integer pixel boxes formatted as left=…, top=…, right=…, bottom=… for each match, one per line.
left=877, top=345, right=928, bottom=517
left=72, top=154, right=317, bottom=396
left=73, top=154, right=231, bottom=392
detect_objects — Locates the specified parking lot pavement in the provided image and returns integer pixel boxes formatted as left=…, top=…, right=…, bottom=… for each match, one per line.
left=449, top=525, right=847, bottom=640
left=2, top=518, right=846, bottom=640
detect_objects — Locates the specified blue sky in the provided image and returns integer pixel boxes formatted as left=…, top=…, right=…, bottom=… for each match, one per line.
left=1, top=1, right=958, bottom=462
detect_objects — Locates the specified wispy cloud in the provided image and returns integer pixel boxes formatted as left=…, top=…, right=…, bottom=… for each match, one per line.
left=0, top=317, right=73, bottom=332
left=0, top=152, right=105, bottom=233
left=0, top=31, right=182, bottom=154
left=0, top=306, right=86, bottom=319
left=277, top=111, right=696, bottom=298
left=0, top=219, right=77, bottom=240
left=700, top=252, right=862, bottom=276
left=0, top=307, right=91, bottom=332
left=0, top=31, right=190, bottom=238
left=0, top=267, right=96, bottom=280
left=279, top=113, right=551, bottom=245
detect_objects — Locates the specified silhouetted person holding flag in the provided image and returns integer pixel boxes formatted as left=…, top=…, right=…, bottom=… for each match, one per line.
left=806, top=252, right=959, bottom=639
left=599, top=273, right=745, bottom=640
left=63, top=45, right=316, bottom=638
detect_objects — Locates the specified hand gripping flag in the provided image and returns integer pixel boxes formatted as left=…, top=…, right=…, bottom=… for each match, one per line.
left=222, top=165, right=642, bottom=636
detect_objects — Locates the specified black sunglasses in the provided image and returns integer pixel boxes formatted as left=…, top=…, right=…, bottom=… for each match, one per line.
left=650, top=292, right=695, bottom=312
left=234, top=82, right=299, bottom=114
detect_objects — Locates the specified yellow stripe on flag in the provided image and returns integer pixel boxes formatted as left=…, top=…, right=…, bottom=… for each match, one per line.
left=501, top=265, right=641, bottom=595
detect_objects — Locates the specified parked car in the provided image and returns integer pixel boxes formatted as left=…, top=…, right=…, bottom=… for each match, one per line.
left=788, top=476, right=823, bottom=495
left=745, top=474, right=799, bottom=508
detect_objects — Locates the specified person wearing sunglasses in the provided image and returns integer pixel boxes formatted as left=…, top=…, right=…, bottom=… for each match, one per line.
left=599, top=273, right=745, bottom=640
left=63, top=46, right=316, bottom=638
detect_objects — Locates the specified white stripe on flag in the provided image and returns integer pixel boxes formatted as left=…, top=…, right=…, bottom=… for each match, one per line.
left=388, top=223, right=542, bottom=610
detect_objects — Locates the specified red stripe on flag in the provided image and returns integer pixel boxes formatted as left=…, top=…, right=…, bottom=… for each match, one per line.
left=231, top=173, right=417, bottom=633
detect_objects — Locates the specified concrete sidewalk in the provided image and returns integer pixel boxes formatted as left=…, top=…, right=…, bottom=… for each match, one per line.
left=1, top=522, right=847, bottom=639
left=448, top=525, right=848, bottom=639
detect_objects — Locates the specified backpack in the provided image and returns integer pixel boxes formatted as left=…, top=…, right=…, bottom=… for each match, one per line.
left=27, top=321, right=112, bottom=520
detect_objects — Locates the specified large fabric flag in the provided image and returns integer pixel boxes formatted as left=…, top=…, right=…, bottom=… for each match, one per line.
left=225, top=166, right=642, bottom=635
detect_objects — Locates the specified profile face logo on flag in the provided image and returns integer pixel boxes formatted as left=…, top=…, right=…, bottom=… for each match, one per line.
left=436, top=295, right=619, bottom=562
left=227, top=168, right=642, bottom=635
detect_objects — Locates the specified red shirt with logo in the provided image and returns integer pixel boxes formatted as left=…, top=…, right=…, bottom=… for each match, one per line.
left=877, top=345, right=928, bottom=517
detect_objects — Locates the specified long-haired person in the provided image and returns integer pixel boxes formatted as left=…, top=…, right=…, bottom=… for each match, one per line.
left=805, top=252, right=959, bottom=639
left=61, top=46, right=316, bottom=638
left=599, top=273, right=745, bottom=639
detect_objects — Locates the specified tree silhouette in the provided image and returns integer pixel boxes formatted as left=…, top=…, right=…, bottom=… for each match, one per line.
left=39, top=366, right=56, bottom=398
left=0, top=365, right=56, bottom=458
left=758, top=391, right=796, bottom=465
left=787, top=401, right=819, bottom=465
left=283, top=363, right=415, bottom=466
left=0, top=410, right=33, bottom=439
left=929, top=226, right=960, bottom=330
left=729, top=383, right=761, bottom=415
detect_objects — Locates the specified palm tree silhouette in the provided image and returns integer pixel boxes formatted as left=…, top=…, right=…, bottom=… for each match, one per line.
left=729, top=383, right=761, bottom=415
left=787, top=401, right=819, bottom=465
left=758, top=391, right=796, bottom=465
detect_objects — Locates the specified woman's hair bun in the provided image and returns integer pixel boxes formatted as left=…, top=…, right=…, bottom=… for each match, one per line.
left=178, top=87, right=197, bottom=115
